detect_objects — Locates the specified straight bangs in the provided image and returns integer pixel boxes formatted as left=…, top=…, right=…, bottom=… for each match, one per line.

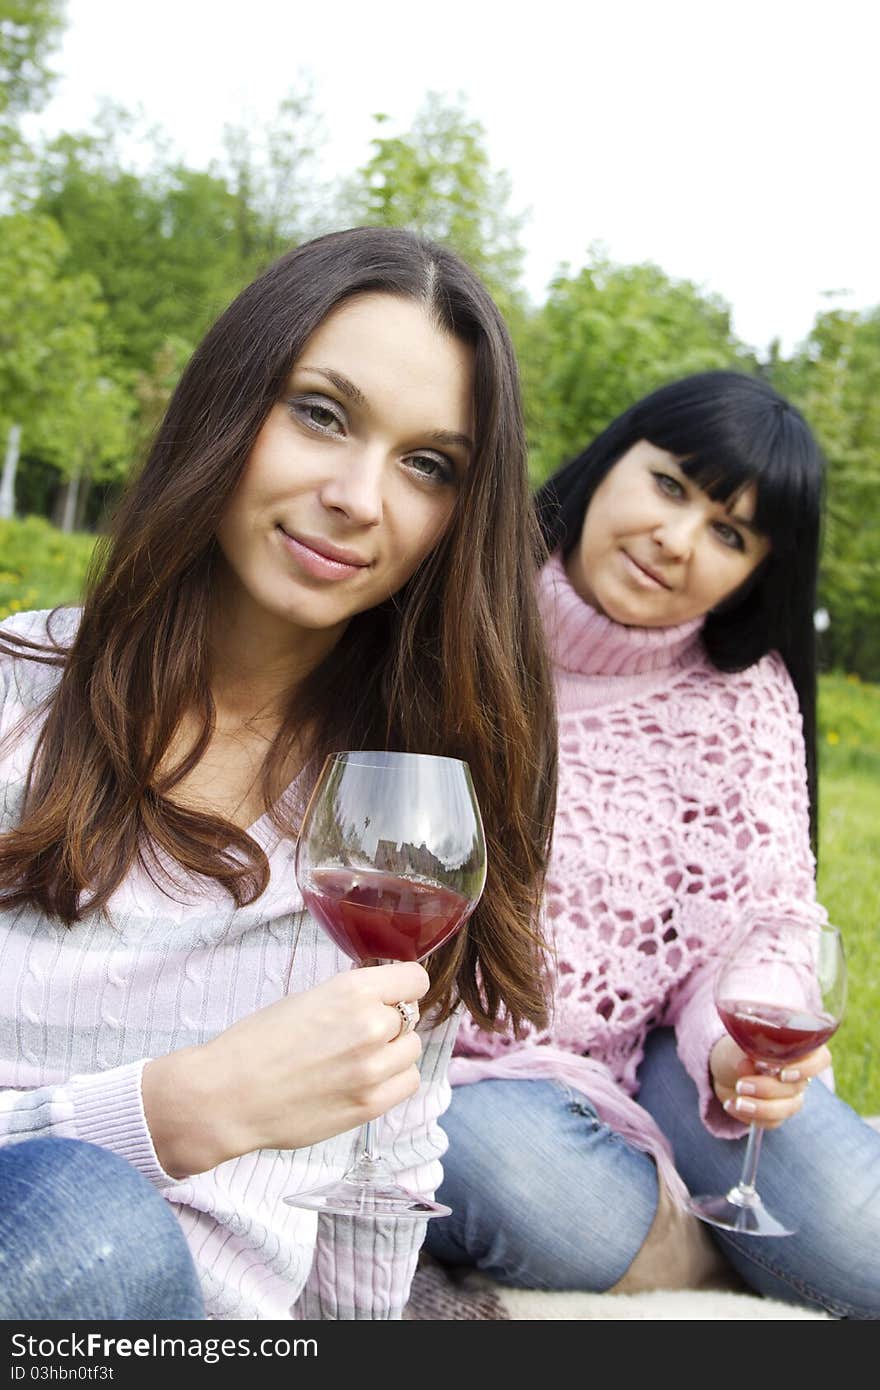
left=646, top=391, right=822, bottom=558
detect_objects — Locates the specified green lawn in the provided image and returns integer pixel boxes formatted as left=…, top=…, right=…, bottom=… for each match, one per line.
left=2, top=516, right=879, bottom=1113
left=816, top=674, right=880, bottom=1114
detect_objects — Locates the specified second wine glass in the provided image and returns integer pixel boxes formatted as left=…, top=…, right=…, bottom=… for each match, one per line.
left=283, top=749, right=487, bottom=1219
left=688, top=916, right=846, bottom=1237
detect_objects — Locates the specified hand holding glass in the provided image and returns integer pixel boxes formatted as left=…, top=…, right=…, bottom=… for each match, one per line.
left=283, top=750, right=486, bottom=1219
left=687, top=917, right=846, bottom=1237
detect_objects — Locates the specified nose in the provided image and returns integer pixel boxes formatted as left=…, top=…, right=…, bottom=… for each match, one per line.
left=652, top=510, right=701, bottom=560
left=318, top=445, right=384, bottom=527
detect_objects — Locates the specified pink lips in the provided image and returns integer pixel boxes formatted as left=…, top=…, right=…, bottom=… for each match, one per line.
left=621, top=551, right=673, bottom=590
left=277, top=527, right=370, bottom=580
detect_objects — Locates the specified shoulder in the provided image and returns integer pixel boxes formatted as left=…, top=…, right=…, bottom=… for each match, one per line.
left=703, top=651, right=800, bottom=725
left=668, top=652, right=805, bottom=779
left=0, top=607, right=80, bottom=645
left=0, top=607, right=81, bottom=710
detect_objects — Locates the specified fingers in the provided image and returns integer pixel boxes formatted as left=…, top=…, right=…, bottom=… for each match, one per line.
left=717, top=1065, right=815, bottom=1129
left=368, top=961, right=430, bottom=1004
left=722, top=1086, right=808, bottom=1129
left=754, top=1044, right=831, bottom=1082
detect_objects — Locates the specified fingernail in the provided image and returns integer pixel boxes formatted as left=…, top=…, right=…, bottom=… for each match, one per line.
left=780, top=1068, right=801, bottom=1083
left=723, top=1098, right=734, bottom=1113
left=735, top=1097, right=757, bottom=1115
left=736, top=1080, right=757, bottom=1096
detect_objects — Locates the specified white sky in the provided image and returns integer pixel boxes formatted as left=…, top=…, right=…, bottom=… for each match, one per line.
left=21, top=0, right=880, bottom=355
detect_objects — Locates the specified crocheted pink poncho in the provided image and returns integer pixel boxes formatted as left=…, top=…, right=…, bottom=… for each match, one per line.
left=450, top=554, right=825, bottom=1202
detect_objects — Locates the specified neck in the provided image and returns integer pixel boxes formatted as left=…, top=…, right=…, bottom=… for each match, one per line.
left=207, top=578, right=346, bottom=726
left=539, top=553, right=704, bottom=680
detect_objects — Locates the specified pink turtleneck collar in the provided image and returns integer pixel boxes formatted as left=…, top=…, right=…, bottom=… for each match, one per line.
left=539, top=551, right=705, bottom=680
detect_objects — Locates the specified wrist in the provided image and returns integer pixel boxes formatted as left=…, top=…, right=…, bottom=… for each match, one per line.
left=142, top=1046, right=234, bottom=1179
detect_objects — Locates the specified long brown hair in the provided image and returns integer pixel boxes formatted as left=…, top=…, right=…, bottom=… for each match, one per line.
left=0, top=226, right=556, bottom=1032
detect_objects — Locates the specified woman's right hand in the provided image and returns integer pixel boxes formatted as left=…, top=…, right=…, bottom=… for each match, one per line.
left=142, top=962, right=429, bottom=1178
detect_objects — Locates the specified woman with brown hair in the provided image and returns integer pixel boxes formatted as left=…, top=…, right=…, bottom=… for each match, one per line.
left=0, top=226, right=556, bottom=1320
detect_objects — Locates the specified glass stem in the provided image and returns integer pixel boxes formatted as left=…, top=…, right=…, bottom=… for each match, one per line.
left=361, top=1119, right=377, bottom=1163
left=736, top=1122, right=764, bottom=1196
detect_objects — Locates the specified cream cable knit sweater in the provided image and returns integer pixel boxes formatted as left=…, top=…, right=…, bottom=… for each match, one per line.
left=0, top=609, right=457, bottom=1319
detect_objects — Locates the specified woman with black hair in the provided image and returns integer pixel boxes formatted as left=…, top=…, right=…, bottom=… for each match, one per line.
left=426, top=371, right=880, bottom=1318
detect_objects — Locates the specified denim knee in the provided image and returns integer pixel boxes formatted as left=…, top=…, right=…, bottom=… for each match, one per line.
left=427, top=1079, right=658, bottom=1291
left=0, top=1137, right=204, bottom=1320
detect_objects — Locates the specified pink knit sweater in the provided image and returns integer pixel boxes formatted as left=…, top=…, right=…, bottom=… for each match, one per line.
left=451, top=554, right=825, bottom=1202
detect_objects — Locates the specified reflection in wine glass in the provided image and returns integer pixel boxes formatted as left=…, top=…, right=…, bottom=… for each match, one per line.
left=283, top=750, right=487, bottom=1219
left=687, top=916, right=846, bottom=1237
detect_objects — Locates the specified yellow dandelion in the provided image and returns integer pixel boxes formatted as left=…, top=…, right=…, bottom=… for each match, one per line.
left=826, top=730, right=840, bottom=745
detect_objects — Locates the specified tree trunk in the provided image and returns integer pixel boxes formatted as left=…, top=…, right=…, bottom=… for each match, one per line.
left=0, top=421, right=22, bottom=520
left=74, top=473, right=92, bottom=532
left=58, top=470, right=81, bottom=533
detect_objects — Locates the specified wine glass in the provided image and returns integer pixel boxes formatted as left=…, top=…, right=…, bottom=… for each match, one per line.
left=283, top=750, right=486, bottom=1220
left=688, top=916, right=846, bottom=1237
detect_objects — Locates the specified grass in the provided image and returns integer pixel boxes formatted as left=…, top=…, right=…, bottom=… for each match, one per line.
left=2, top=516, right=879, bottom=1113
left=816, top=673, right=880, bottom=1114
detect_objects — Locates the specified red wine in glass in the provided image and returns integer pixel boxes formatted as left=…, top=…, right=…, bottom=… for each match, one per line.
left=688, top=917, right=846, bottom=1238
left=716, top=1001, right=840, bottom=1067
left=283, top=749, right=486, bottom=1220
left=301, top=867, right=472, bottom=964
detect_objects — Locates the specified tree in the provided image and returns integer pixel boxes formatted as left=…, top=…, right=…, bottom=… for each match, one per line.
left=33, top=116, right=246, bottom=377
left=0, top=0, right=65, bottom=154
left=783, top=303, right=880, bottom=679
left=217, top=84, right=333, bottom=281
left=346, top=94, right=527, bottom=318
left=0, top=211, right=130, bottom=521
left=520, top=250, right=755, bottom=482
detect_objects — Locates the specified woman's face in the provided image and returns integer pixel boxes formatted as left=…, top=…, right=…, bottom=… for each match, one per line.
left=215, top=292, right=474, bottom=655
left=565, top=440, right=772, bottom=628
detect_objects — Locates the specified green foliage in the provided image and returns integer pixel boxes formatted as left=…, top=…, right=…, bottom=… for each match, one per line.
left=32, top=120, right=248, bottom=376
left=217, top=84, right=333, bottom=279
left=347, top=94, right=526, bottom=317
left=0, top=513, right=96, bottom=618
left=0, top=0, right=65, bottom=154
left=0, top=211, right=131, bottom=490
left=780, top=306, right=880, bottom=680
left=519, top=251, right=756, bottom=482
left=814, top=671, right=880, bottom=1112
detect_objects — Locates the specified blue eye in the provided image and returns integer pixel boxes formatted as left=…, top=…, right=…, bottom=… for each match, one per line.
left=713, top=521, right=745, bottom=551
left=653, top=472, right=685, bottom=498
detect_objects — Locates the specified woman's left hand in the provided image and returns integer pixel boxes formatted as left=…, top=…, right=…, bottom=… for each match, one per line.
left=709, top=1035, right=831, bottom=1129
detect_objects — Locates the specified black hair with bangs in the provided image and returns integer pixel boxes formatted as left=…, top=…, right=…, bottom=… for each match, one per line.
left=534, top=371, right=825, bottom=852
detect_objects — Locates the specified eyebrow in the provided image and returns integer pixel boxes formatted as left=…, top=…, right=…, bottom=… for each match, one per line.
left=296, top=365, right=475, bottom=454
left=299, top=366, right=366, bottom=407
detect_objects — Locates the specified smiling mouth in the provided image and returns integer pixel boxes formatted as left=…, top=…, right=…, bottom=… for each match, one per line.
left=622, top=552, right=673, bottom=590
left=277, top=526, right=371, bottom=570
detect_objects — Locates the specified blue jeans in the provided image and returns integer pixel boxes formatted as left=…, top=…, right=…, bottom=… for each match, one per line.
left=0, top=1138, right=205, bottom=1320
left=426, top=1030, right=880, bottom=1318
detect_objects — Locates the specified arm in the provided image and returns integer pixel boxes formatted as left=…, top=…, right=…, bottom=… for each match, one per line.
left=666, top=654, right=828, bottom=1137
left=291, top=1006, right=460, bottom=1320
left=0, top=1062, right=171, bottom=1184
left=2, top=961, right=431, bottom=1192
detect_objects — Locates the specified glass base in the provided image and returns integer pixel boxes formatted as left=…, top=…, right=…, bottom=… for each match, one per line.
left=283, top=1176, right=450, bottom=1220
left=688, top=1189, right=795, bottom=1237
